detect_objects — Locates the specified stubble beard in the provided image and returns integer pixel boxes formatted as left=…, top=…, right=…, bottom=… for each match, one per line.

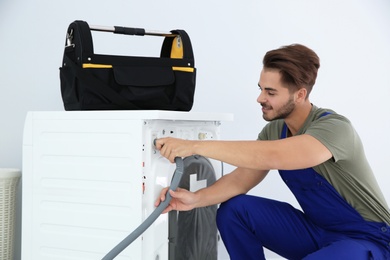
left=262, top=96, right=295, bottom=122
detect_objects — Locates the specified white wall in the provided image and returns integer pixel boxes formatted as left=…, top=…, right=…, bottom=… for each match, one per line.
left=1, top=0, right=389, bottom=259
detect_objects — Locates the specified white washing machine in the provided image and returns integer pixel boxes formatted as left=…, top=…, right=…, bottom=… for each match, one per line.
left=22, top=110, right=232, bottom=260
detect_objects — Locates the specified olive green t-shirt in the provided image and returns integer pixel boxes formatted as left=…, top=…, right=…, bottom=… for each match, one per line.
left=258, top=105, right=390, bottom=225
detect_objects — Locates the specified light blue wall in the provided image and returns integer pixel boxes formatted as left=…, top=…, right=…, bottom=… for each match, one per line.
left=1, top=1, right=389, bottom=259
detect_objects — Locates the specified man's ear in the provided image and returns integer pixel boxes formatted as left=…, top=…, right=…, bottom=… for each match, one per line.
left=296, top=88, right=308, bottom=102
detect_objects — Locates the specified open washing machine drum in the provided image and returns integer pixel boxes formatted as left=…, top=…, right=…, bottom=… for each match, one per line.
left=169, top=155, right=218, bottom=260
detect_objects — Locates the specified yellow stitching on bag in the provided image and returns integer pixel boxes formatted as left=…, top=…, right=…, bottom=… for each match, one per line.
left=82, top=63, right=193, bottom=72
left=172, top=66, right=194, bottom=72
left=82, top=63, right=113, bottom=68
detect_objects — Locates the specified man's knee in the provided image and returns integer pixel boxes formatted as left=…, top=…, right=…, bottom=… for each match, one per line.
left=216, top=194, right=249, bottom=228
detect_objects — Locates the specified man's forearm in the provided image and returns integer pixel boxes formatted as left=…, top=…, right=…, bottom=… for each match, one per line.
left=193, top=167, right=268, bottom=208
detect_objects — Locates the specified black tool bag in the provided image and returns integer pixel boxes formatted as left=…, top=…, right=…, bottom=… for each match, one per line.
left=59, top=20, right=196, bottom=111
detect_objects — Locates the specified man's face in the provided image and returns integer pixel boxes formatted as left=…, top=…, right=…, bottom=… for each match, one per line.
left=257, top=69, right=296, bottom=121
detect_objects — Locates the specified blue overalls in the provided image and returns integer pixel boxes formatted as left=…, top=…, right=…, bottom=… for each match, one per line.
left=216, top=116, right=390, bottom=259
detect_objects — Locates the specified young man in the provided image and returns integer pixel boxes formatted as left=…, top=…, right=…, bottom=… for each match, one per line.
left=155, top=44, right=390, bottom=259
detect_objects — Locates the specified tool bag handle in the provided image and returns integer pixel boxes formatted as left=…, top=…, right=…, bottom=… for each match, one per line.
left=64, top=20, right=194, bottom=66
left=90, top=24, right=174, bottom=37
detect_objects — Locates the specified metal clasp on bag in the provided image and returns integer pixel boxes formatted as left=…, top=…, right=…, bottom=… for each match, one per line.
left=66, top=29, right=75, bottom=48
left=176, top=36, right=182, bottom=48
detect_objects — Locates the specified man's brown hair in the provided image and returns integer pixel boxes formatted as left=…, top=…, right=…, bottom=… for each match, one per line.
left=263, top=44, right=320, bottom=98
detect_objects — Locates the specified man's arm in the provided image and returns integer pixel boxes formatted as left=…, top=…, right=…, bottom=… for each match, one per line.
left=156, top=134, right=332, bottom=170
left=194, top=167, right=268, bottom=207
left=156, top=167, right=268, bottom=212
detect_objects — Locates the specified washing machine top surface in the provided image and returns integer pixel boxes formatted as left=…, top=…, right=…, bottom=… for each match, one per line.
left=25, top=110, right=234, bottom=121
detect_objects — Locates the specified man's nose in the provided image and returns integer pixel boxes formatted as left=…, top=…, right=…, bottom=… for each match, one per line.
left=257, top=91, right=265, bottom=103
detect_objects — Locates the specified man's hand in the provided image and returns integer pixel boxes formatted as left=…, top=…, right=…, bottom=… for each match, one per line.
left=155, top=137, right=196, bottom=163
left=154, top=187, right=199, bottom=213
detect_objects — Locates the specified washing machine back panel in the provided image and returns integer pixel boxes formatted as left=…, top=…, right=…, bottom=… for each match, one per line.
left=22, top=111, right=230, bottom=260
left=141, top=120, right=222, bottom=260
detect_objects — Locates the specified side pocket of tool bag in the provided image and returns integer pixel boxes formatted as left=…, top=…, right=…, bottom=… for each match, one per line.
left=59, top=64, right=81, bottom=110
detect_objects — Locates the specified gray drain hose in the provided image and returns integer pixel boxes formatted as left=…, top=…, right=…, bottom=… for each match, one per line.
left=102, top=157, right=184, bottom=260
